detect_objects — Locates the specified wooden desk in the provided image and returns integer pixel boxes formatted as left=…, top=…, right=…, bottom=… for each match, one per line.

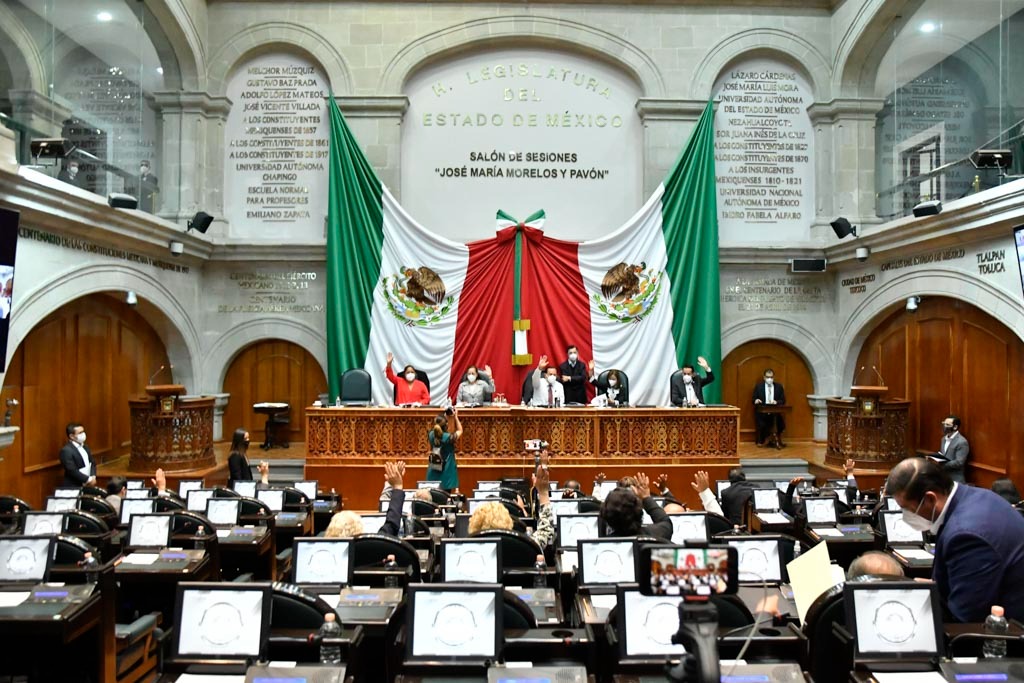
left=0, top=591, right=106, bottom=680
left=116, top=550, right=214, bottom=624
left=826, top=397, right=909, bottom=468
left=216, top=525, right=275, bottom=580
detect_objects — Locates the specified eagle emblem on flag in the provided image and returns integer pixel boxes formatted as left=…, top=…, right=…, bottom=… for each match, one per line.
left=380, top=265, right=454, bottom=326
left=593, top=262, right=663, bottom=323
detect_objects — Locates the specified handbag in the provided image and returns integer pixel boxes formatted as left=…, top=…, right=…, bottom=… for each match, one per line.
left=428, top=444, right=443, bottom=472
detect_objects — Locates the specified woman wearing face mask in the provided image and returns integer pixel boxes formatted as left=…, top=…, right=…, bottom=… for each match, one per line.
left=227, top=428, right=268, bottom=483
left=384, top=351, right=431, bottom=406
left=588, top=362, right=629, bottom=406
left=456, top=364, right=494, bottom=406
left=426, top=408, right=463, bottom=492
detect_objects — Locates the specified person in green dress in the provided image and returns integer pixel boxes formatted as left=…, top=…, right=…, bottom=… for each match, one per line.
left=426, top=408, right=462, bottom=493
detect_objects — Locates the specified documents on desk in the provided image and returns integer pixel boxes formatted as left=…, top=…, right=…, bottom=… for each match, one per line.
left=590, top=594, right=617, bottom=611
left=894, top=548, right=935, bottom=562
left=873, top=673, right=946, bottom=682
left=175, top=675, right=246, bottom=683
left=0, top=592, right=29, bottom=607
left=121, top=553, right=160, bottom=565
left=757, top=512, right=791, bottom=525
left=814, top=527, right=844, bottom=537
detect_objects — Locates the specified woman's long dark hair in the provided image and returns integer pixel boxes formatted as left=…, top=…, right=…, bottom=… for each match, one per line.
left=430, top=415, right=448, bottom=445
left=229, top=428, right=249, bottom=456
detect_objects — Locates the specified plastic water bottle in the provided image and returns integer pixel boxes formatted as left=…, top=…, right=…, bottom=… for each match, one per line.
left=80, top=551, right=99, bottom=585
left=383, top=554, right=400, bottom=588
left=335, top=396, right=341, bottom=408
left=533, top=554, right=547, bottom=588
left=195, top=526, right=206, bottom=551
left=318, top=612, right=342, bottom=664
left=983, top=605, right=1009, bottom=658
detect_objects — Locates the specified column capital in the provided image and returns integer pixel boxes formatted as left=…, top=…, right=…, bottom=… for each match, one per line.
left=808, top=98, right=885, bottom=124
left=152, top=91, right=233, bottom=118
left=635, top=98, right=710, bottom=122
left=7, top=89, right=72, bottom=122
left=333, top=96, right=409, bottom=119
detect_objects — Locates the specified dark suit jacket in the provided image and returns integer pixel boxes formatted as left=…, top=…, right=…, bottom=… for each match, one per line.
left=558, top=360, right=588, bottom=404
left=933, top=485, right=1024, bottom=622
left=720, top=480, right=756, bottom=526
left=753, top=380, right=787, bottom=435
left=228, top=452, right=253, bottom=482
left=937, top=432, right=970, bottom=484
left=378, top=488, right=405, bottom=537
left=59, top=442, right=95, bottom=487
left=670, top=370, right=715, bottom=407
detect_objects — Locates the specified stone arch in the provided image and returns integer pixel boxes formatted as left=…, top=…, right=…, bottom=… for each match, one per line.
left=148, top=0, right=206, bottom=90
left=203, top=318, right=327, bottom=392
left=379, top=15, right=663, bottom=97
left=0, top=3, right=46, bottom=93
left=837, top=268, right=1024, bottom=391
left=207, top=23, right=352, bottom=96
left=833, top=0, right=917, bottom=98
left=721, top=317, right=835, bottom=395
left=7, top=263, right=202, bottom=391
left=691, top=31, right=832, bottom=102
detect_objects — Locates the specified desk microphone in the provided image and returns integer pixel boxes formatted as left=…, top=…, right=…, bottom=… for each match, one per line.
left=871, top=365, right=886, bottom=385
left=149, top=364, right=174, bottom=384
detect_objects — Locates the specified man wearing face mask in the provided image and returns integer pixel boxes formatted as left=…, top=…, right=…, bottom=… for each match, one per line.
left=887, top=457, right=1024, bottom=622
left=136, top=159, right=159, bottom=213
left=531, top=355, right=565, bottom=407
left=558, top=345, right=588, bottom=405
left=59, top=422, right=96, bottom=487
left=931, top=415, right=970, bottom=484
left=753, top=368, right=786, bottom=447
left=670, top=356, right=714, bottom=407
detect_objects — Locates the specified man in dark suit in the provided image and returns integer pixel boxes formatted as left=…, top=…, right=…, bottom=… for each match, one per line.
left=888, top=457, right=1024, bottom=622
left=933, top=414, right=970, bottom=484
left=753, top=368, right=786, bottom=447
left=557, top=345, right=588, bottom=404
left=720, top=467, right=757, bottom=527
left=670, top=356, right=714, bottom=407
left=59, top=422, right=96, bottom=487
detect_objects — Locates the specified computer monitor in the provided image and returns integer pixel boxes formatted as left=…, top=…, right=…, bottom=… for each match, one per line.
left=884, top=497, right=901, bottom=512
left=124, top=489, right=151, bottom=500
left=174, top=583, right=272, bottom=660
left=728, top=537, right=783, bottom=583
left=549, top=499, right=580, bottom=516
left=187, top=489, right=216, bottom=513
left=292, top=538, right=352, bottom=585
left=472, top=489, right=500, bottom=499
left=668, top=512, right=709, bottom=544
left=440, top=538, right=501, bottom=583
left=804, top=497, right=838, bottom=525
left=407, top=584, right=501, bottom=662
left=128, top=513, right=173, bottom=549
left=256, top=489, right=285, bottom=513
left=578, top=539, right=636, bottom=585
left=454, top=513, right=471, bottom=538
left=880, top=510, right=925, bottom=544
left=556, top=513, right=600, bottom=550
left=417, top=481, right=441, bottom=490
left=0, top=536, right=54, bottom=583
left=120, top=498, right=156, bottom=525
left=716, top=480, right=732, bottom=499
left=125, top=480, right=145, bottom=490
left=378, top=498, right=414, bottom=515
left=44, top=497, right=77, bottom=512
left=293, top=480, right=317, bottom=500
left=467, top=498, right=496, bottom=514
left=22, top=512, right=65, bottom=536
left=476, top=481, right=501, bottom=492
left=753, top=488, right=781, bottom=512
left=206, top=499, right=241, bottom=527
left=833, top=487, right=849, bottom=505
left=594, top=481, right=617, bottom=499
left=845, top=581, right=942, bottom=661
left=178, top=479, right=204, bottom=499
left=232, top=480, right=258, bottom=498
left=617, top=586, right=687, bottom=659
left=53, top=487, right=79, bottom=498
left=358, top=513, right=387, bottom=533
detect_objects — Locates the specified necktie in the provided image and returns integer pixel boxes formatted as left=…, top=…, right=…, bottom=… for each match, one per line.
left=548, top=384, right=554, bottom=406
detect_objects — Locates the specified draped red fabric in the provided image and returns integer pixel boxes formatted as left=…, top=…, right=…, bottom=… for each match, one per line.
left=449, top=225, right=594, bottom=405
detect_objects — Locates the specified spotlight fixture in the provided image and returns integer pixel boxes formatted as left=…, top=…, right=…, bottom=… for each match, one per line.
left=126, top=291, right=138, bottom=306
left=108, top=193, right=138, bottom=210
left=169, top=240, right=184, bottom=257
left=913, top=199, right=942, bottom=217
left=970, top=149, right=1013, bottom=170
left=187, top=211, right=214, bottom=234
left=856, top=247, right=870, bottom=262
left=906, top=296, right=921, bottom=312
left=830, top=217, right=857, bottom=239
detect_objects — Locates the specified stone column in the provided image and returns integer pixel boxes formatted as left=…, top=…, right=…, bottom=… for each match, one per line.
left=151, top=91, right=232, bottom=225
left=807, top=395, right=831, bottom=442
left=210, top=393, right=230, bottom=442
left=6, top=89, right=71, bottom=162
left=335, top=96, right=408, bottom=196
left=635, top=99, right=706, bottom=198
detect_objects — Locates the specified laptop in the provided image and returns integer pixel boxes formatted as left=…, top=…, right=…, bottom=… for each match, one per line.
left=728, top=536, right=784, bottom=584
left=127, top=513, right=174, bottom=550
left=440, top=538, right=501, bottom=583
left=186, top=489, right=216, bottom=513
left=178, top=479, right=205, bottom=499
left=549, top=499, right=580, bottom=516
left=752, top=488, right=791, bottom=526
left=293, top=480, right=318, bottom=500
left=358, top=513, right=388, bottom=534
left=716, top=480, right=732, bottom=500
left=232, top=480, right=258, bottom=498
left=256, top=489, right=285, bottom=513
left=120, top=498, right=156, bottom=526
left=844, top=580, right=942, bottom=672
left=206, top=498, right=241, bottom=528
left=417, top=481, right=441, bottom=490
left=45, top=497, right=77, bottom=512
left=173, top=582, right=273, bottom=673
left=594, top=481, right=617, bottom=500
left=0, top=536, right=55, bottom=584
left=21, top=512, right=66, bottom=536
left=292, top=538, right=352, bottom=587
left=125, top=480, right=145, bottom=490
left=406, top=583, right=502, bottom=664
left=577, top=538, right=636, bottom=592
left=556, top=513, right=600, bottom=559
left=53, top=487, right=79, bottom=498
left=377, top=498, right=414, bottom=514
left=124, top=489, right=151, bottom=500
left=616, top=584, right=686, bottom=660
left=879, top=511, right=933, bottom=564
left=667, top=512, right=709, bottom=544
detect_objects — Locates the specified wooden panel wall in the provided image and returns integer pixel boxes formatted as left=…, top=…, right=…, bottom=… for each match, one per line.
left=221, top=340, right=327, bottom=443
left=0, top=294, right=170, bottom=507
left=720, top=340, right=815, bottom=442
left=856, top=296, right=1024, bottom=487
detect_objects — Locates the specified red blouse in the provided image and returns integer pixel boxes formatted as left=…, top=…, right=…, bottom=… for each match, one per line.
left=385, top=365, right=431, bottom=405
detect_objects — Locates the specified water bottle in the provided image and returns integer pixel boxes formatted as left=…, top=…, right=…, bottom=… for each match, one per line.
left=195, top=525, right=206, bottom=551
left=983, top=605, right=1009, bottom=658
left=80, top=551, right=99, bottom=585
left=335, top=396, right=341, bottom=408
left=318, top=612, right=342, bottom=664
left=383, top=554, right=400, bottom=588
left=533, top=554, right=547, bottom=588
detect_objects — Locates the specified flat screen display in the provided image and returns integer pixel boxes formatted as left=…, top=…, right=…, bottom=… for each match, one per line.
left=45, top=497, right=77, bottom=512
left=128, top=513, right=172, bottom=548
left=805, top=497, right=838, bottom=525
left=206, top=499, right=240, bottom=526
left=22, top=512, right=64, bottom=535
left=753, top=489, right=780, bottom=511
left=120, top=498, right=155, bottom=525
left=186, top=489, right=215, bottom=513
left=409, top=586, right=499, bottom=660
left=0, top=537, right=52, bottom=582
left=293, top=481, right=317, bottom=500
left=881, top=511, right=925, bottom=544
left=668, top=513, right=708, bottom=544
left=441, top=539, right=500, bottom=583
left=728, top=538, right=782, bottom=583
left=256, top=489, right=284, bottom=513
left=556, top=514, right=600, bottom=549
left=178, top=480, right=204, bottom=499
left=620, top=588, right=687, bottom=657
left=293, top=538, right=351, bottom=585
left=232, top=481, right=257, bottom=498
left=578, top=539, right=635, bottom=585
left=1014, top=225, right=1024, bottom=296
left=850, top=585, right=939, bottom=657
left=176, top=586, right=268, bottom=658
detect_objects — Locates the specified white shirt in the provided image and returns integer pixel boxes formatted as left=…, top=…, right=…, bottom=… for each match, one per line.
left=941, top=432, right=956, bottom=454
left=531, top=369, right=565, bottom=407
left=765, top=384, right=774, bottom=403
left=685, top=382, right=698, bottom=404
left=73, top=440, right=92, bottom=477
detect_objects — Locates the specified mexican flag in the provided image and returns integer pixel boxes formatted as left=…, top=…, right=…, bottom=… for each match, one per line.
left=326, top=97, right=720, bottom=406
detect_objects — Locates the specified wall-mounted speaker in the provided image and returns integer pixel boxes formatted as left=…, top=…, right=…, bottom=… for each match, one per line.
left=790, top=258, right=827, bottom=273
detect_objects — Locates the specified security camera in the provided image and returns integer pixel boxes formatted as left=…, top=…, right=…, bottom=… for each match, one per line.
left=906, top=296, right=921, bottom=312
left=855, top=247, right=870, bottom=262
left=169, top=240, right=184, bottom=257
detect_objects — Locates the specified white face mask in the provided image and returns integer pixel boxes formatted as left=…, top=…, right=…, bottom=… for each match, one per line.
left=569, top=353, right=578, bottom=362
left=467, top=373, right=477, bottom=383
left=608, top=379, right=617, bottom=387
left=765, top=378, right=774, bottom=386
left=902, top=495, right=937, bottom=532
left=405, top=372, right=416, bottom=382
left=546, top=375, right=557, bottom=385
left=75, top=432, right=87, bottom=444
left=682, top=374, right=693, bottom=385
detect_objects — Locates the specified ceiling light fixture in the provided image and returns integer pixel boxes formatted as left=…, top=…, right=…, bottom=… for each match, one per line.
left=919, top=21, right=936, bottom=33
left=97, top=11, right=113, bottom=22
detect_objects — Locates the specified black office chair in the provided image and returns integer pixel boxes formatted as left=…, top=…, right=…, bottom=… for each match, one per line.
left=669, top=369, right=685, bottom=404
left=456, top=371, right=494, bottom=403
left=426, top=488, right=452, bottom=505
left=710, top=594, right=755, bottom=628
left=171, top=510, right=214, bottom=535
left=521, top=373, right=534, bottom=405
left=281, top=486, right=312, bottom=511
left=393, top=369, right=430, bottom=404
left=270, top=582, right=335, bottom=628
left=82, top=485, right=107, bottom=498
left=476, top=528, right=544, bottom=569
left=803, top=581, right=851, bottom=683
left=577, top=496, right=602, bottom=514
left=499, top=499, right=528, bottom=519
left=213, top=486, right=240, bottom=498
left=53, top=534, right=96, bottom=566
left=706, top=512, right=733, bottom=537
left=65, top=510, right=109, bottom=534
left=502, top=589, right=538, bottom=629
left=238, top=496, right=274, bottom=520
left=595, top=369, right=630, bottom=404
left=497, top=486, right=523, bottom=502
left=78, top=495, right=116, bottom=518
left=411, top=499, right=442, bottom=517
left=351, top=533, right=422, bottom=582
left=0, top=495, right=31, bottom=513
left=340, top=368, right=372, bottom=404
left=153, top=495, right=185, bottom=512
left=397, top=513, right=432, bottom=537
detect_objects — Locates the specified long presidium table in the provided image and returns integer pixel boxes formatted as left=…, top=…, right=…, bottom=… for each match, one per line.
left=306, top=406, right=740, bottom=510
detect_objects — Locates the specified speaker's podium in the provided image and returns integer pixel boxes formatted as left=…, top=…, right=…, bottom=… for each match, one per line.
left=128, top=384, right=215, bottom=471
left=825, top=385, right=910, bottom=469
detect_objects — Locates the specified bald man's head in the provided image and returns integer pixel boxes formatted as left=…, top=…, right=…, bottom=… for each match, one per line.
left=886, top=457, right=953, bottom=506
left=847, top=551, right=905, bottom=580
